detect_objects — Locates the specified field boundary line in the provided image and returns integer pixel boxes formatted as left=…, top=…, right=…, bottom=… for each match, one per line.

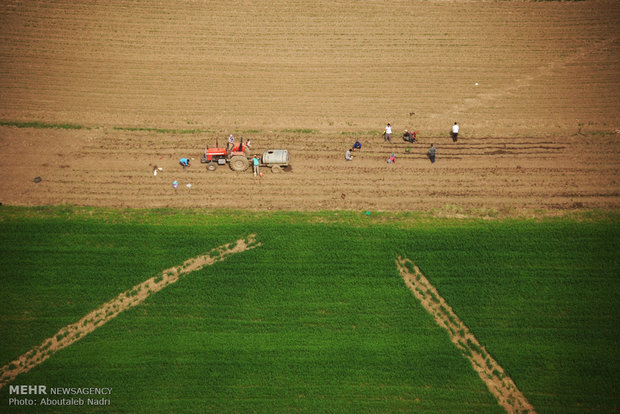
left=0, top=234, right=261, bottom=390
left=396, top=257, right=536, bottom=414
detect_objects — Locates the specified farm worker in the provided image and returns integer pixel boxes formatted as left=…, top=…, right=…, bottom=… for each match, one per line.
left=245, top=139, right=252, bottom=149
left=384, top=123, right=392, bottom=143
left=227, top=134, right=235, bottom=151
left=427, top=143, right=436, bottom=163
left=387, top=153, right=396, bottom=164
left=172, top=180, right=178, bottom=190
left=352, top=140, right=362, bottom=151
left=451, top=122, right=459, bottom=142
left=403, top=129, right=417, bottom=143
left=179, top=158, right=190, bottom=169
left=253, top=155, right=260, bottom=176
left=345, top=149, right=353, bottom=161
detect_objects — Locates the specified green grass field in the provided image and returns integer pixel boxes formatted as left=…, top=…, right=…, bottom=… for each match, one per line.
left=0, top=207, right=618, bottom=413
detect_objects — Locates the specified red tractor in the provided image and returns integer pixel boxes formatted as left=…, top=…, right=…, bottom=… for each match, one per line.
left=200, top=143, right=250, bottom=172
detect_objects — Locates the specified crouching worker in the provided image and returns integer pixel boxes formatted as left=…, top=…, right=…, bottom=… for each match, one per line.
left=179, top=157, right=190, bottom=169
left=403, top=130, right=417, bottom=143
left=352, top=140, right=362, bottom=151
left=345, top=148, right=353, bottom=161
left=387, top=153, right=396, bottom=164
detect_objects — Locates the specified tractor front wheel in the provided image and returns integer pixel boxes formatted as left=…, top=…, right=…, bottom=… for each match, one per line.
left=206, top=162, right=217, bottom=171
left=229, top=155, right=250, bottom=172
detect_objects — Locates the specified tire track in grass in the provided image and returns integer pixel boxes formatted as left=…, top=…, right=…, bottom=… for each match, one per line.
left=0, top=234, right=261, bottom=390
left=396, top=257, right=535, bottom=414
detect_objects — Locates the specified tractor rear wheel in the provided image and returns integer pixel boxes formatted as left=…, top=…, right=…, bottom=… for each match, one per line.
left=229, top=155, right=250, bottom=172
left=206, top=162, right=217, bottom=171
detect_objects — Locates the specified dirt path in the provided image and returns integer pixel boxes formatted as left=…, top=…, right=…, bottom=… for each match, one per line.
left=396, top=257, right=535, bottom=414
left=0, top=234, right=260, bottom=390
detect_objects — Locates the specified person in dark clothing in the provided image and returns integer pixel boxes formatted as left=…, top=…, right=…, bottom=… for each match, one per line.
left=352, top=140, right=362, bottom=151
left=427, top=144, right=436, bottom=163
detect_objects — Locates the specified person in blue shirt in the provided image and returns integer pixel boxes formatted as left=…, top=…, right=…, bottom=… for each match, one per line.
left=179, top=158, right=190, bottom=169
left=352, top=140, right=362, bottom=151
left=253, top=155, right=260, bottom=176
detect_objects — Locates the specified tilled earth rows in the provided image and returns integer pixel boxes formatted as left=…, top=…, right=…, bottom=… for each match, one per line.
left=0, top=1, right=619, bottom=213
left=1, top=127, right=617, bottom=213
left=0, top=1, right=619, bottom=135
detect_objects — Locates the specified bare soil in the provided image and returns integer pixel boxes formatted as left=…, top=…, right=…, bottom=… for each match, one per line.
left=0, top=127, right=618, bottom=213
left=0, top=0, right=619, bottom=213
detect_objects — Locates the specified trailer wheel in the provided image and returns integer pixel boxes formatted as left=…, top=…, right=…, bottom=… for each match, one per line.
left=229, top=155, right=250, bottom=172
left=271, top=165, right=281, bottom=173
left=206, top=162, right=217, bottom=171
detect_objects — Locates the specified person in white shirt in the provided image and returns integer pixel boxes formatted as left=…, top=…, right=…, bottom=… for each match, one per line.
left=345, top=148, right=353, bottom=161
left=384, top=123, right=392, bottom=143
left=451, top=122, right=459, bottom=142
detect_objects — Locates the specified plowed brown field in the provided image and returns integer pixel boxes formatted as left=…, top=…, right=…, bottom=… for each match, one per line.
left=1, top=127, right=618, bottom=212
left=1, top=0, right=619, bottom=212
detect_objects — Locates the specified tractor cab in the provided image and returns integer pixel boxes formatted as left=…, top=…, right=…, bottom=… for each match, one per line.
left=229, top=143, right=248, bottom=155
left=202, top=143, right=248, bottom=162
left=201, top=142, right=250, bottom=171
